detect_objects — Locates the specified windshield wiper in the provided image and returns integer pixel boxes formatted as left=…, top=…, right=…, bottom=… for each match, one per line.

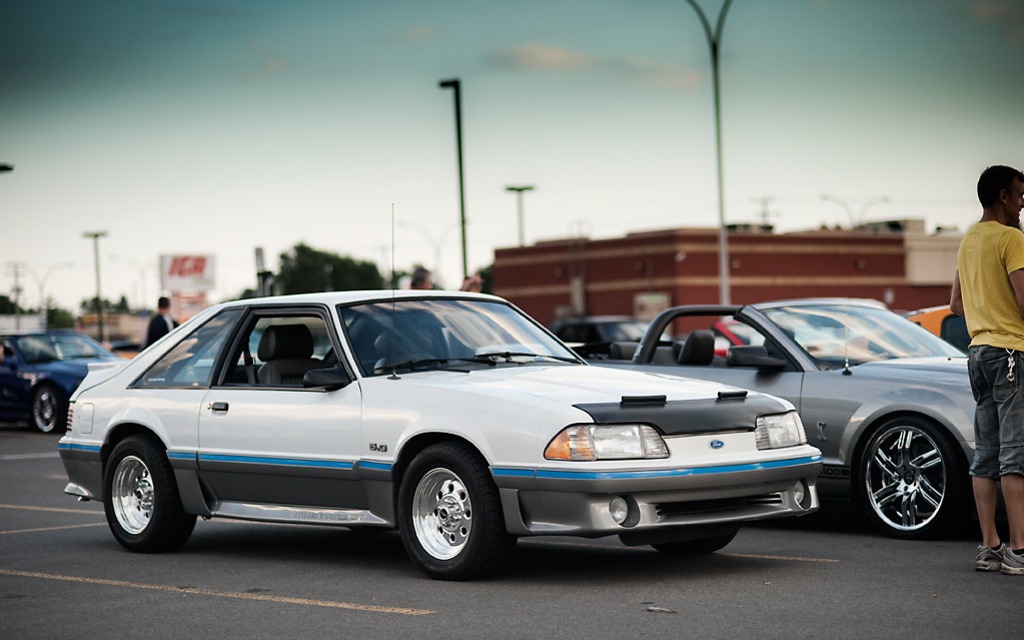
left=473, top=351, right=578, bottom=364
left=376, top=358, right=481, bottom=373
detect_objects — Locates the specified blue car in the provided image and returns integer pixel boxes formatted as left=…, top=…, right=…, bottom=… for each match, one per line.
left=0, top=330, right=120, bottom=433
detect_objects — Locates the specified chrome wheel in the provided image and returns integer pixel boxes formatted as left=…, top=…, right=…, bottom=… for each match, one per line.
left=863, top=423, right=947, bottom=533
left=31, top=387, right=58, bottom=433
left=111, top=455, right=155, bottom=535
left=411, top=468, right=473, bottom=560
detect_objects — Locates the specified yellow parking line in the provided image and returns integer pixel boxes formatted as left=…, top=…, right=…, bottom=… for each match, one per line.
left=0, top=569, right=434, bottom=616
left=0, top=503, right=103, bottom=515
left=724, top=552, right=839, bottom=563
left=0, top=522, right=107, bottom=535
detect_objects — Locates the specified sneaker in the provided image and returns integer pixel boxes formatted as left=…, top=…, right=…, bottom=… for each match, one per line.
left=976, top=544, right=1006, bottom=571
left=1002, top=547, right=1024, bottom=575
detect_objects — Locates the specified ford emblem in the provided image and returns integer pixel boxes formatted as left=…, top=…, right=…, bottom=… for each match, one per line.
left=709, top=439, right=725, bottom=450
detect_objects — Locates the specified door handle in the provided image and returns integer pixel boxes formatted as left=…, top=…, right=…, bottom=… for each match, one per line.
left=210, top=402, right=229, bottom=413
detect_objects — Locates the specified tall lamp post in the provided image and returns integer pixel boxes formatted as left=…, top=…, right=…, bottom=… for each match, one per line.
left=23, top=262, right=74, bottom=329
left=821, top=194, right=890, bottom=229
left=438, top=78, right=469, bottom=280
left=505, top=185, right=534, bottom=247
left=685, top=0, right=734, bottom=305
left=111, top=255, right=151, bottom=310
left=398, top=220, right=462, bottom=280
left=83, top=231, right=108, bottom=342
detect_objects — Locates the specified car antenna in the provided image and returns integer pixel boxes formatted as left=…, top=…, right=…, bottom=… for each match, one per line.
left=843, top=325, right=852, bottom=375
left=388, top=204, right=400, bottom=380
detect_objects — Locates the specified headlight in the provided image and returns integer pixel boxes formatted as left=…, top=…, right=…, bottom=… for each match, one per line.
left=755, top=411, right=807, bottom=450
left=544, top=424, right=669, bottom=461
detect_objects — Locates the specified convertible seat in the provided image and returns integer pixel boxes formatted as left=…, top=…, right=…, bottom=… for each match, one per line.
left=257, top=324, right=320, bottom=385
left=677, top=330, right=715, bottom=366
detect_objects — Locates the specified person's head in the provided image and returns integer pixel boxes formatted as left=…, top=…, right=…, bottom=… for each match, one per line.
left=460, top=273, right=482, bottom=292
left=157, top=296, right=171, bottom=313
left=977, top=165, right=1024, bottom=223
left=410, top=267, right=433, bottom=290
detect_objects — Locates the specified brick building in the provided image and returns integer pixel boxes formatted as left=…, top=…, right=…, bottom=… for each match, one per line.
left=492, top=219, right=960, bottom=327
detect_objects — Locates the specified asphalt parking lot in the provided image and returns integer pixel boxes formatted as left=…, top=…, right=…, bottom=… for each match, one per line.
left=2, top=425, right=1023, bottom=640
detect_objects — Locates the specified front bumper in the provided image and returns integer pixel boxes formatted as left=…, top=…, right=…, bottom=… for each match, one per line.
left=492, top=452, right=822, bottom=537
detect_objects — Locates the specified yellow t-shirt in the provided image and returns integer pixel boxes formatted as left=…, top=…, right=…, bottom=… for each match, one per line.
left=957, top=221, right=1024, bottom=349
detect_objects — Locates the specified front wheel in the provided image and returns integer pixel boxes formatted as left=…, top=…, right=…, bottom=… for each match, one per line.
left=398, top=442, right=515, bottom=580
left=103, top=435, right=196, bottom=552
left=857, top=417, right=968, bottom=538
left=30, top=384, right=65, bottom=433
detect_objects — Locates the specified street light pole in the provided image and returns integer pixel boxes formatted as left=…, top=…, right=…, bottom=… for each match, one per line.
left=684, top=0, right=734, bottom=305
left=438, top=78, right=469, bottom=280
left=505, top=185, right=534, bottom=247
left=83, top=231, right=108, bottom=342
left=22, top=262, right=74, bottom=329
left=111, top=255, right=151, bottom=310
left=821, top=194, right=890, bottom=228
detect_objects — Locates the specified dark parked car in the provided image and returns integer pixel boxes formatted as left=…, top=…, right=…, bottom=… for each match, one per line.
left=0, top=330, right=121, bottom=433
left=550, top=315, right=651, bottom=344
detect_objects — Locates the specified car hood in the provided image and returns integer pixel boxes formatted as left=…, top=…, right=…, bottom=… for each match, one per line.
left=392, top=363, right=789, bottom=408
left=34, top=359, right=92, bottom=378
left=850, top=356, right=967, bottom=385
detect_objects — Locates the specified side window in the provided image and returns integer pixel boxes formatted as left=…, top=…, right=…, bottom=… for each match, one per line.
left=224, top=313, right=333, bottom=387
left=135, top=309, right=243, bottom=388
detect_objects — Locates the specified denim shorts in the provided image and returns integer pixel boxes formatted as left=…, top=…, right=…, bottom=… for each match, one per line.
left=968, top=345, right=1024, bottom=478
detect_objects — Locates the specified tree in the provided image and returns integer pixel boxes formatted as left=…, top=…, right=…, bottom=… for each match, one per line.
left=0, top=294, right=20, bottom=314
left=277, top=243, right=384, bottom=294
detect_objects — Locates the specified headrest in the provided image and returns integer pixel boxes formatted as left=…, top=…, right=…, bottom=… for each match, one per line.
left=258, top=324, right=314, bottom=361
left=677, top=329, right=715, bottom=366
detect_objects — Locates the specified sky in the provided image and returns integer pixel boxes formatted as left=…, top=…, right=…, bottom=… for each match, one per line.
left=2, top=0, right=1023, bottom=313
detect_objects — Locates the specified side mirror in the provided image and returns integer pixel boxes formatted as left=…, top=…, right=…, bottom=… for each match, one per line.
left=726, top=346, right=787, bottom=371
left=303, top=366, right=352, bottom=391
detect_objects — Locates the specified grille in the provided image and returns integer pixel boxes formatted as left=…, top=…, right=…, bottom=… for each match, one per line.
left=656, top=493, right=783, bottom=517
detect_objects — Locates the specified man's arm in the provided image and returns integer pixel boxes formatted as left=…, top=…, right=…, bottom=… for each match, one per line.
left=950, top=270, right=964, bottom=316
left=1009, top=269, right=1024, bottom=320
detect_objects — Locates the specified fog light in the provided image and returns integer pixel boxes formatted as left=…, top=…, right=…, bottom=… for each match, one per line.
left=609, top=497, right=629, bottom=525
left=793, top=480, right=809, bottom=509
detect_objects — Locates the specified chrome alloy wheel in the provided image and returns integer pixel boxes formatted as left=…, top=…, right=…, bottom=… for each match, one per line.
left=111, top=455, right=155, bottom=535
left=863, top=424, right=946, bottom=532
left=32, top=388, right=58, bottom=433
left=411, top=468, right=473, bottom=560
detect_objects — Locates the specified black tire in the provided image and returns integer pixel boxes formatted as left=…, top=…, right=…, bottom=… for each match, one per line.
left=398, top=442, right=515, bottom=580
left=856, top=416, right=969, bottom=539
left=652, top=529, right=739, bottom=555
left=30, top=384, right=65, bottom=434
left=103, top=435, right=196, bottom=553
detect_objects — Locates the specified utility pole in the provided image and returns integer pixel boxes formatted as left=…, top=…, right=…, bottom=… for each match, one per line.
left=83, top=231, right=108, bottom=342
left=438, top=78, right=469, bottom=279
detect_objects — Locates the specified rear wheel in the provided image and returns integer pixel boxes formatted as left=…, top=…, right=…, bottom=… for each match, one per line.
left=103, top=435, right=196, bottom=552
left=858, top=416, right=968, bottom=538
left=30, top=384, right=65, bottom=433
left=398, top=442, right=515, bottom=580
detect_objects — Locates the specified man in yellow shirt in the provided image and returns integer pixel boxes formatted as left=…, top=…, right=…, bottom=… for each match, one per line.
left=951, top=164, right=1024, bottom=575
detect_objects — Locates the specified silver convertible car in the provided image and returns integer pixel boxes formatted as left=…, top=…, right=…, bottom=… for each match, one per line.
left=59, top=291, right=822, bottom=580
left=592, top=299, right=973, bottom=539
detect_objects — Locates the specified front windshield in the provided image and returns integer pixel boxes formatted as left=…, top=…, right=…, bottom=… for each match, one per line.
left=12, top=333, right=114, bottom=364
left=761, top=303, right=965, bottom=370
left=339, top=298, right=580, bottom=376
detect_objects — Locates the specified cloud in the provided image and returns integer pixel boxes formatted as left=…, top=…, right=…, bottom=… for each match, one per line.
left=972, top=0, right=1024, bottom=46
left=485, top=43, right=703, bottom=91
left=379, top=24, right=439, bottom=45
left=484, top=43, right=596, bottom=71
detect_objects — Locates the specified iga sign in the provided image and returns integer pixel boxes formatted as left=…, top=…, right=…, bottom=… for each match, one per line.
left=160, top=255, right=216, bottom=293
